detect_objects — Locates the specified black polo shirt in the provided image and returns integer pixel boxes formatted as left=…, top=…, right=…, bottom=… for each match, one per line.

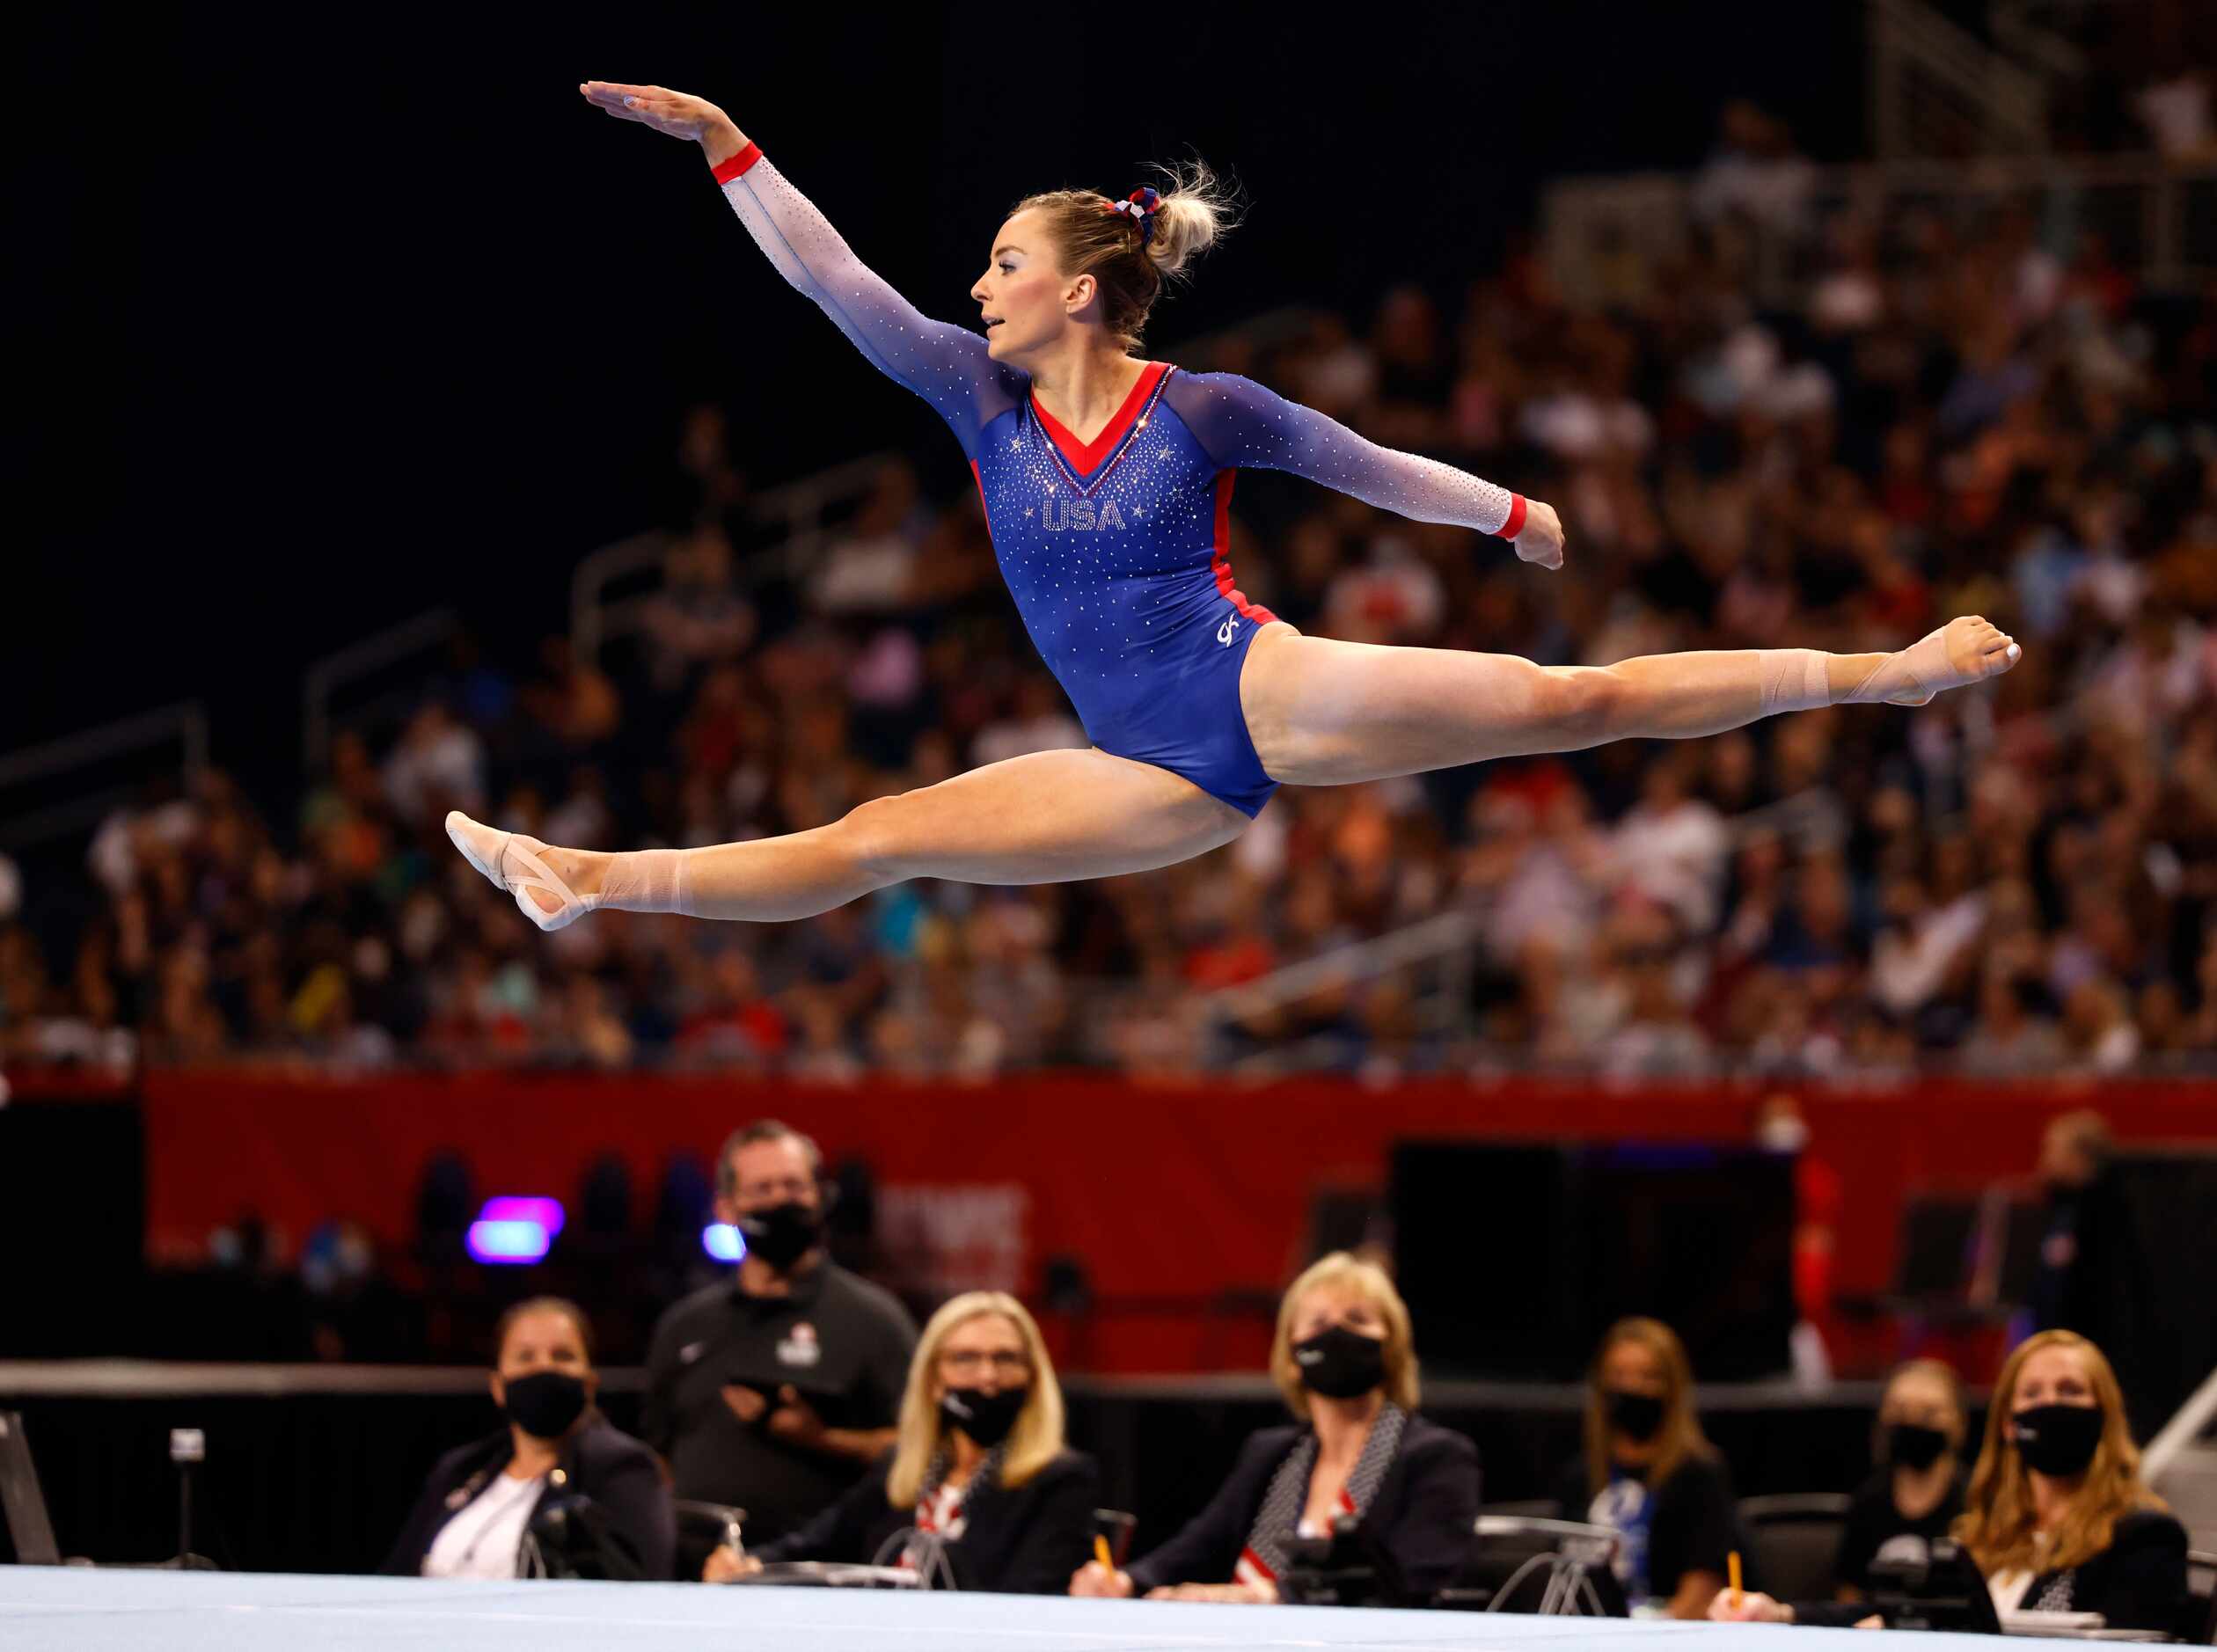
left=642, top=1260, right=917, bottom=1543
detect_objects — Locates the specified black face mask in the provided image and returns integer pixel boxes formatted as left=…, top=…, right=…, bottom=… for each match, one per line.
left=1292, top=1325, right=1388, bottom=1400
left=735, top=1201, right=822, bottom=1271
left=940, top=1386, right=1027, bottom=1448
left=502, top=1370, right=589, bottom=1440
left=1606, top=1390, right=1666, bottom=1443
left=1886, top=1422, right=1951, bottom=1472
left=2009, top=1404, right=2105, bottom=1477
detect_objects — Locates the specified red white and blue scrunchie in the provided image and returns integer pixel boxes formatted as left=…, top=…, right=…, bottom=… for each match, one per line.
left=1104, top=186, right=1162, bottom=245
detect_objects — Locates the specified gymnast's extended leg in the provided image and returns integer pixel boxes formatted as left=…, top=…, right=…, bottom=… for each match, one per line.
left=1238, top=614, right=2021, bottom=786
left=446, top=747, right=1248, bottom=930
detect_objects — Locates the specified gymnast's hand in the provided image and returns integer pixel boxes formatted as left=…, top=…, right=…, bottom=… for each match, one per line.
left=580, top=82, right=748, bottom=168
left=1511, top=497, right=1565, bottom=571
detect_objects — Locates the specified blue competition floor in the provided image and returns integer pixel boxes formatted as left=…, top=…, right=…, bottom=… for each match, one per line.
left=0, top=1568, right=2051, bottom=1652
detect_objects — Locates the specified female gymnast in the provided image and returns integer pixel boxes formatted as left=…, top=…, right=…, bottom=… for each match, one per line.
left=446, top=80, right=2021, bottom=931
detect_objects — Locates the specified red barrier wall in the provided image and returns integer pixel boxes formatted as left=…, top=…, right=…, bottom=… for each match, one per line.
left=135, top=1071, right=2217, bottom=1371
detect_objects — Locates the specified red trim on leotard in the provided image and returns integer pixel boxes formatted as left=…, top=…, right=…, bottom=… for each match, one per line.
left=711, top=142, right=765, bottom=185
left=1210, top=470, right=1276, bottom=625
left=1029, top=362, right=1169, bottom=477
left=969, top=458, right=986, bottom=513
left=1496, top=492, right=1528, bottom=540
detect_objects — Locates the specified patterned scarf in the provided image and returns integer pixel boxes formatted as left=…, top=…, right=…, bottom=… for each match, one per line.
left=904, top=1443, right=1006, bottom=1553
left=1235, top=1403, right=1408, bottom=1590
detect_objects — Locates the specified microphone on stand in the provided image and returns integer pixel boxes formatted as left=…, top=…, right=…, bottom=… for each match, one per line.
left=163, top=1429, right=219, bottom=1571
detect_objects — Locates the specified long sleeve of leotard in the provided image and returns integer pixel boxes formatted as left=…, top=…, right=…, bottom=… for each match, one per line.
left=712, top=143, right=1015, bottom=457
left=1162, top=369, right=1526, bottom=537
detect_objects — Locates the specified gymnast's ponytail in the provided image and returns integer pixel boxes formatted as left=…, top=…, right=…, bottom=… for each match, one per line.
left=1014, top=157, right=1240, bottom=353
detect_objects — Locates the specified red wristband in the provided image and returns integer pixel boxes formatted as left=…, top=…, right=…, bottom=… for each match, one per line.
left=1496, top=493, right=1528, bottom=539
left=711, top=142, right=764, bottom=185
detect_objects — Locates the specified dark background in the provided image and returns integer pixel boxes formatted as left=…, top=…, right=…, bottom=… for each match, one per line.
left=9, top=4, right=1862, bottom=778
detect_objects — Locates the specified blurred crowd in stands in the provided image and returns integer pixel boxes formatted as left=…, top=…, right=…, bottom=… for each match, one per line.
left=4, top=103, right=2217, bottom=1081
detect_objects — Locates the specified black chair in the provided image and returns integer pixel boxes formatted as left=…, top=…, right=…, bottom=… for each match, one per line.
left=1738, top=1493, right=1853, bottom=1604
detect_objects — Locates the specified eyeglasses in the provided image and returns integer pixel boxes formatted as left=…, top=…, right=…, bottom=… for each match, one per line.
left=736, top=1180, right=815, bottom=1202
left=940, top=1350, right=1029, bottom=1376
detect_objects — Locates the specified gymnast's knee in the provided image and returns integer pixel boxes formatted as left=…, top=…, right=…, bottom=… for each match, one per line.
left=1541, top=665, right=1626, bottom=741
left=829, top=790, right=918, bottom=884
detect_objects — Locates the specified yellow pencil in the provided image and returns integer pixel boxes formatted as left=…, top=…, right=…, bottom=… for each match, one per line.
left=1095, top=1535, right=1116, bottom=1575
left=1728, top=1549, right=1744, bottom=1606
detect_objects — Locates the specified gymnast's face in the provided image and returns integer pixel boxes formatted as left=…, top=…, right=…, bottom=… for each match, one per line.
left=973, top=209, right=1090, bottom=366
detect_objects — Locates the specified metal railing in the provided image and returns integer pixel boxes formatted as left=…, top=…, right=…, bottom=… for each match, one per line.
left=0, top=702, right=209, bottom=852
left=569, top=452, right=897, bottom=669
left=1544, top=152, right=2217, bottom=311
left=1870, top=0, right=2050, bottom=161
left=301, top=607, right=458, bottom=771
left=1196, top=907, right=1483, bottom=1072
left=2146, top=1363, right=2217, bottom=1482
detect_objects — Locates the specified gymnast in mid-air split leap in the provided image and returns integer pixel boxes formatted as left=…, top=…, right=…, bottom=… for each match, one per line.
left=447, top=80, right=2023, bottom=931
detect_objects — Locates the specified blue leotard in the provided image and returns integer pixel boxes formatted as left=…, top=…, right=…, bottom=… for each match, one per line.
left=715, top=144, right=1526, bottom=816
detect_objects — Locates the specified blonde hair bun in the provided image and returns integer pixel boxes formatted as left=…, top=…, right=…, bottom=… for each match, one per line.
left=1139, top=157, right=1239, bottom=280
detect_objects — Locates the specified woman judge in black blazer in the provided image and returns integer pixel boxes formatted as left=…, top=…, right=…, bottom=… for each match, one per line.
left=706, top=1291, right=1097, bottom=1593
left=1071, top=1252, right=1479, bottom=1606
left=384, top=1297, right=674, bottom=1580
left=1716, top=1331, right=2189, bottom=1634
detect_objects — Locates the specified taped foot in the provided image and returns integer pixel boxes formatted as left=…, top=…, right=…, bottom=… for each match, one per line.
left=1845, top=616, right=2021, bottom=707
left=443, top=810, right=590, bottom=932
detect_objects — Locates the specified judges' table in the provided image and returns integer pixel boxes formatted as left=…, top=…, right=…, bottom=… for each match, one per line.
left=0, top=1567, right=2061, bottom=1652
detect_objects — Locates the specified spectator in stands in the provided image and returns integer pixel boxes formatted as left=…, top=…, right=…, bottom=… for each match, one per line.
left=380, top=701, right=485, bottom=829
left=642, top=1121, right=917, bottom=1549
left=809, top=457, right=928, bottom=615
left=1957, top=973, right=2066, bottom=1077
left=383, top=1297, right=672, bottom=1580
left=1831, top=1359, right=1972, bottom=1604
left=18, top=106, right=2217, bottom=1085
left=1715, top=1331, right=2189, bottom=1634
left=1555, top=1317, right=1743, bottom=1619
left=1069, top=1252, right=1478, bottom=1606
left=704, top=1292, right=1096, bottom=1590
left=1691, top=101, right=1816, bottom=235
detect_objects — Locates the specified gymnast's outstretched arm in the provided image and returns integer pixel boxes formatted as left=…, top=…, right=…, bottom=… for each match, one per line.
left=581, top=81, right=1008, bottom=453
left=1161, top=369, right=1566, bottom=568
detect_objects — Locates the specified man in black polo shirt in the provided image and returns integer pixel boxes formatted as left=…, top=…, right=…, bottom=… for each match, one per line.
left=643, top=1120, right=917, bottom=1546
